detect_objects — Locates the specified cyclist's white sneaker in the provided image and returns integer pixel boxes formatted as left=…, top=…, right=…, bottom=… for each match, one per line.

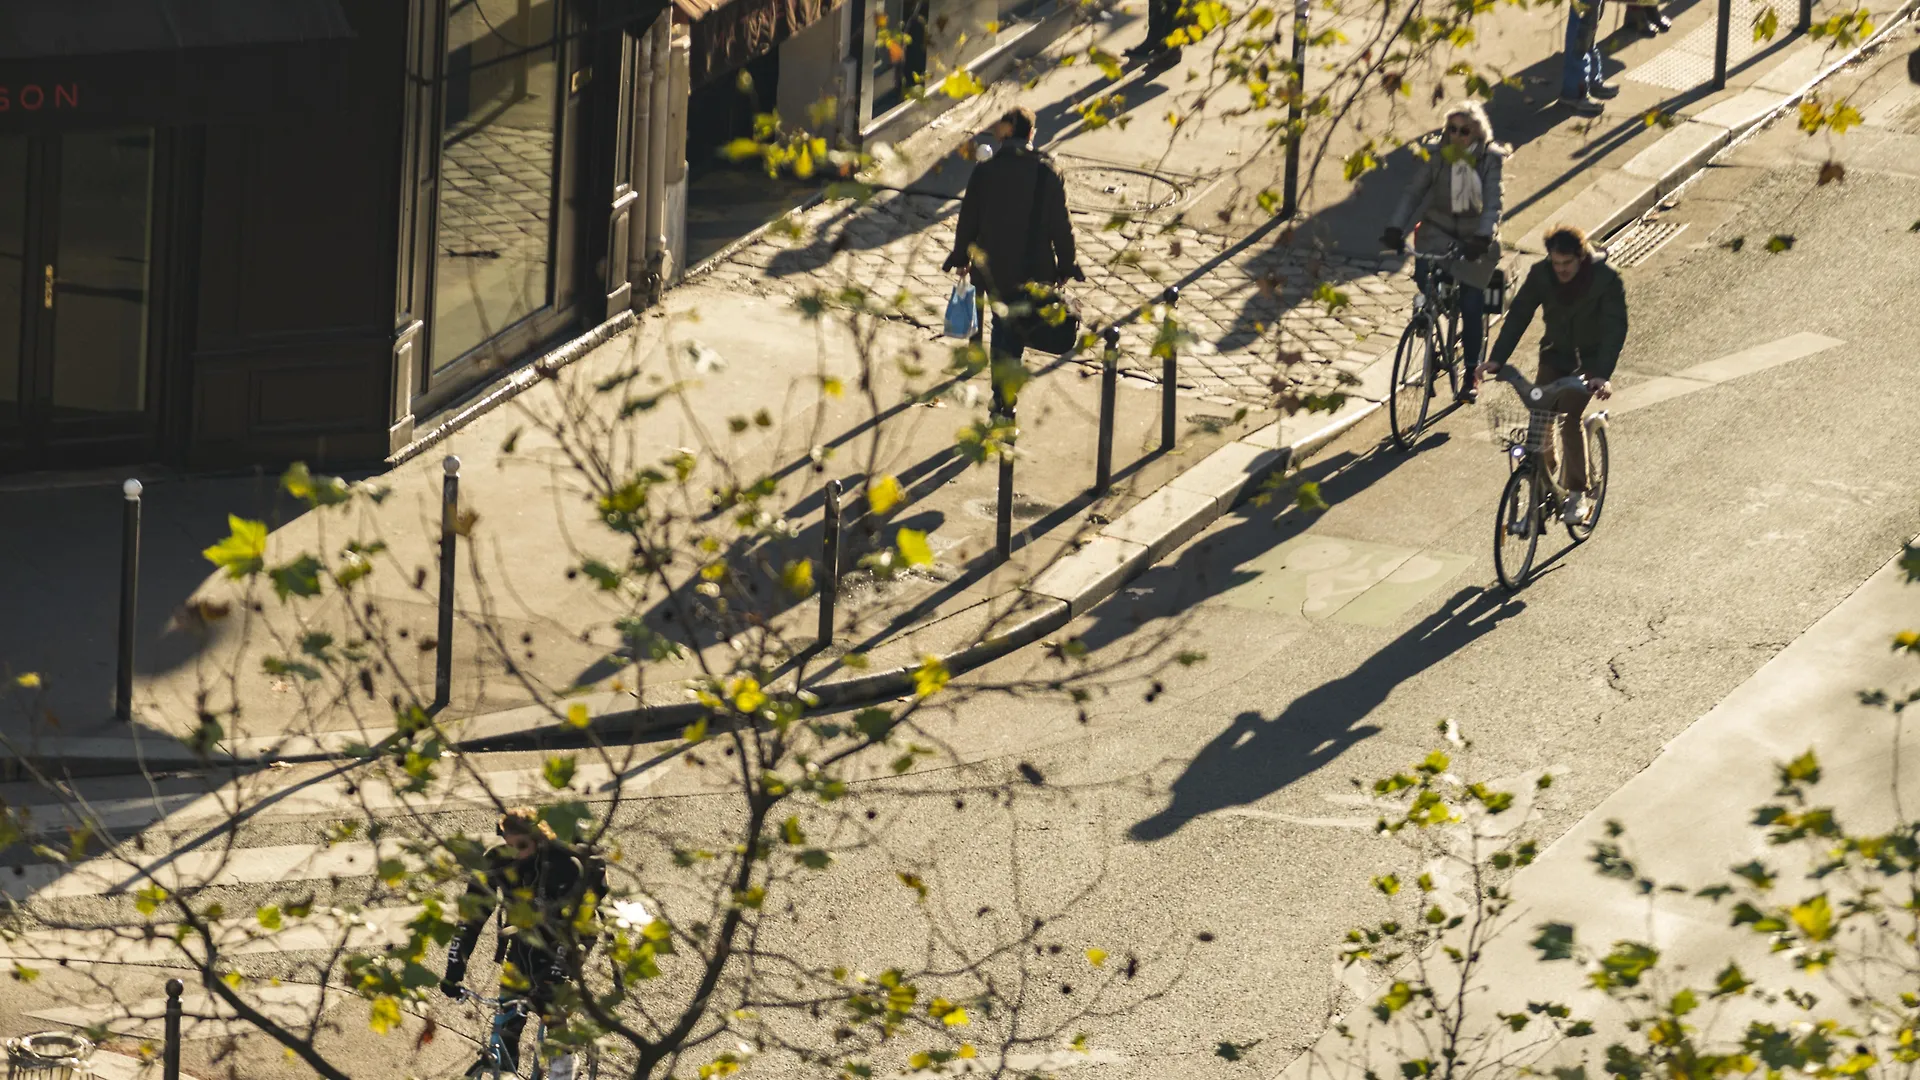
left=1561, top=492, right=1590, bottom=525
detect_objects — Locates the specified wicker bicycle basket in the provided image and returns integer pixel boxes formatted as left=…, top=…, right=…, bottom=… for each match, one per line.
left=1483, top=394, right=1556, bottom=455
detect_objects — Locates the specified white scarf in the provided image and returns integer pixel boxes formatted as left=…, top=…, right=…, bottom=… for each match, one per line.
left=1449, top=148, right=1484, bottom=216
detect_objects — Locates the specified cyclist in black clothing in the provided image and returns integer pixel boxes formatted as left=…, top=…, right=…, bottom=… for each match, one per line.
left=441, top=807, right=602, bottom=1078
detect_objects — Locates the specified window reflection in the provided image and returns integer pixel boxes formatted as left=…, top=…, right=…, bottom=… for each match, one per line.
left=431, top=0, right=560, bottom=373
left=53, top=130, right=153, bottom=417
left=0, top=136, right=25, bottom=414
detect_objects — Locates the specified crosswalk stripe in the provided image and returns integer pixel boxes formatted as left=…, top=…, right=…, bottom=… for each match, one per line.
left=0, top=905, right=425, bottom=966
left=7, top=841, right=401, bottom=902
left=14, top=754, right=673, bottom=841
left=27, top=983, right=329, bottom=1042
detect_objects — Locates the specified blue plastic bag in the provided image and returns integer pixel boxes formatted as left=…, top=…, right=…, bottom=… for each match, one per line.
left=944, top=282, right=978, bottom=339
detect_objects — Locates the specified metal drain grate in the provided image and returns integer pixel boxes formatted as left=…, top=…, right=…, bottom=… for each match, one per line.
left=1605, top=221, right=1688, bottom=268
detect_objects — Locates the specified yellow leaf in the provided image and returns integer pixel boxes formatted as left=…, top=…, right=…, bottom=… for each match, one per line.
left=730, top=676, right=768, bottom=714
left=722, top=138, right=763, bottom=162
left=897, top=528, right=933, bottom=567
left=869, top=474, right=904, bottom=515
left=369, top=994, right=402, bottom=1035
left=940, top=70, right=986, bottom=99
left=822, top=376, right=845, bottom=398
left=1086, top=947, right=1108, bottom=967
left=13, top=673, right=40, bottom=689
left=782, top=558, right=815, bottom=598
left=943, top=1006, right=970, bottom=1026
left=912, top=655, right=949, bottom=698
left=958, top=1044, right=977, bottom=1058
left=684, top=718, right=709, bottom=744
left=566, top=703, right=590, bottom=729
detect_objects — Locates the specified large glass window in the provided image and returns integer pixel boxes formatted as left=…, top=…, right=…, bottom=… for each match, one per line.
left=0, top=136, right=25, bottom=417
left=52, top=130, right=154, bottom=417
left=431, top=0, right=562, bottom=372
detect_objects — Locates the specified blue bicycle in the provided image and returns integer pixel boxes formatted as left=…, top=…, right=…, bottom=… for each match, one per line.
left=456, top=988, right=595, bottom=1080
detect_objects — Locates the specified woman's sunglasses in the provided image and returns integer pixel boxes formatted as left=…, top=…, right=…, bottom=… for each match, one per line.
left=1445, top=123, right=1475, bottom=136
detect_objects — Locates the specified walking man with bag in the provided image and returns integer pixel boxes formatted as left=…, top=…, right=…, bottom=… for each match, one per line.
left=944, top=106, right=1085, bottom=363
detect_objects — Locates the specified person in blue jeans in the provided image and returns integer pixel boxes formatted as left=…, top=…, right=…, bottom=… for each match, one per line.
left=1560, top=0, right=1616, bottom=116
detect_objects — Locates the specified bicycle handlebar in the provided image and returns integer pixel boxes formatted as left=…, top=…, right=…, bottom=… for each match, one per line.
left=1488, top=366, right=1592, bottom=403
left=458, top=987, right=533, bottom=1014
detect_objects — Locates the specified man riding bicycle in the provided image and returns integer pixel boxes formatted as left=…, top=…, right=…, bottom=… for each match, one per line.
left=1379, top=100, right=1509, bottom=403
left=1478, top=224, right=1627, bottom=526
left=441, top=807, right=605, bottom=1078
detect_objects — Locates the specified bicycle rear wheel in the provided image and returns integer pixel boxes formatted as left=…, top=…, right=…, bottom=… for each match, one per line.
left=1389, top=319, right=1435, bottom=451
left=1494, top=466, right=1541, bottom=590
left=1566, top=422, right=1609, bottom=543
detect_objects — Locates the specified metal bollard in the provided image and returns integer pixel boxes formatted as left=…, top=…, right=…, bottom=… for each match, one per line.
left=116, top=479, right=142, bottom=723
left=1712, top=0, right=1732, bottom=87
left=994, top=370, right=1015, bottom=561
left=1159, top=287, right=1180, bottom=452
left=818, top=479, right=841, bottom=649
left=1282, top=0, right=1309, bottom=219
left=1096, top=327, right=1120, bottom=495
left=163, top=977, right=183, bottom=1080
left=434, top=455, right=460, bottom=709
left=1798, top=0, right=1812, bottom=32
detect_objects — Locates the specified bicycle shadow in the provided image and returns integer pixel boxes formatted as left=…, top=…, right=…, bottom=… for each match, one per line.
left=1129, top=584, right=1524, bottom=840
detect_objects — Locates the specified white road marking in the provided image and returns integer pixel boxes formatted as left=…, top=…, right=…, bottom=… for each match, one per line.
left=28, top=982, right=329, bottom=1042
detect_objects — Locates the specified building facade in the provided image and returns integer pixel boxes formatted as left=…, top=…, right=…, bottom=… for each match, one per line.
left=0, top=0, right=1058, bottom=477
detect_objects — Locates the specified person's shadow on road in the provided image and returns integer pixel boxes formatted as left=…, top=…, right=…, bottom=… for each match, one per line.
left=1129, top=584, right=1524, bottom=841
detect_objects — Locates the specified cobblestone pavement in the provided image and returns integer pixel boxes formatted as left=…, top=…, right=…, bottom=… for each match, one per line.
left=696, top=190, right=1425, bottom=404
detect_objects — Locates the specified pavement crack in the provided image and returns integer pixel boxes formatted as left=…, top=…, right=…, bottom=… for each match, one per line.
left=1602, top=610, right=1672, bottom=701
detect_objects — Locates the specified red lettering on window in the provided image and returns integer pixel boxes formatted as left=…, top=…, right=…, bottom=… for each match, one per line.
left=0, top=89, right=8, bottom=112
left=54, top=84, right=78, bottom=108
left=19, top=85, right=43, bottom=110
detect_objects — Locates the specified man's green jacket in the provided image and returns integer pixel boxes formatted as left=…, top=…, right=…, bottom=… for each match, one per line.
left=1486, top=256, right=1629, bottom=380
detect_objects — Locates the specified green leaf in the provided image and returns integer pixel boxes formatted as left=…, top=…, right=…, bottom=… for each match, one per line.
left=1531, top=922, right=1576, bottom=961
left=256, top=905, right=283, bottom=930
left=537, top=801, right=593, bottom=843
left=579, top=559, right=623, bottom=591
left=1712, top=962, right=1752, bottom=996
left=1590, top=941, right=1659, bottom=989
left=1764, top=234, right=1795, bottom=253
left=683, top=717, right=708, bottom=743
left=1751, top=4, right=1779, bottom=39
left=1670, top=988, right=1698, bottom=1016
left=798, top=848, right=833, bottom=869
left=544, top=755, right=578, bottom=790
left=1789, top=894, right=1834, bottom=940
left=1373, top=874, right=1401, bottom=896
left=269, top=555, right=324, bottom=601
left=281, top=462, right=350, bottom=507
left=566, top=703, right=590, bottom=729
left=9, top=962, right=39, bottom=983
left=1295, top=481, right=1330, bottom=512
left=897, top=528, right=934, bottom=567
left=261, top=656, right=322, bottom=681
left=203, top=516, right=269, bottom=578
left=134, top=884, right=168, bottom=917
left=868, top=474, right=904, bottom=515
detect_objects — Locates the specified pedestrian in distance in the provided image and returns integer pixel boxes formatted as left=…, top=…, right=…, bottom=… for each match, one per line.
left=943, top=106, right=1085, bottom=363
left=1124, top=0, right=1185, bottom=66
left=1560, top=0, right=1617, bottom=116
left=1379, top=100, right=1509, bottom=404
left=1622, top=0, right=1672, bottom=36
left=1477, top=224, right=1625, bottom=527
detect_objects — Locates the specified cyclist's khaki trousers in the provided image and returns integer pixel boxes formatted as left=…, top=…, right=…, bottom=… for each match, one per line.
left=1536, top=361, right=1594, bottom=492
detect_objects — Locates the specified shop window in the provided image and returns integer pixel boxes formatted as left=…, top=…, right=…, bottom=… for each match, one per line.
left=430, top=0, right=563, bottom=373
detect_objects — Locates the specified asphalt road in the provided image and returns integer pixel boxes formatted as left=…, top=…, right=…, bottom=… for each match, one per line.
left=1, top=43, right=1917, bottom=1080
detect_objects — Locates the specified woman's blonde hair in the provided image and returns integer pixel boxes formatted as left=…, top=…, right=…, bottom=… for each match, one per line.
left=499, top=806, right=558, bottom=842
left=1444, top=100, right=1508, bottom=154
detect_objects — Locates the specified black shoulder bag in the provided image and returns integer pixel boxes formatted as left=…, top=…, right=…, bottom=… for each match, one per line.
left=1017, top=160, right=1082, bottom=357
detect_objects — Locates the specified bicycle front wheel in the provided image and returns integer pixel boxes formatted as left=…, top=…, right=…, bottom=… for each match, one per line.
left=1494, top=466, right=1541, bottom=590
left=1389, top=319, right=1435, bottom=452
left=1566, top=422, right=1609, bottom=543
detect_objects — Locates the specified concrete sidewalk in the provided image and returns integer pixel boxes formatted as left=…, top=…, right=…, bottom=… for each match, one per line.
left=1281, top=537, right=1920, bottom=1078
left=3, top=0, right=1908, bottom=774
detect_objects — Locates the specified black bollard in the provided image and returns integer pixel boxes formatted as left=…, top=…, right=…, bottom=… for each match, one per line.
left=1160, top=287, right=1180, bottom=452
left=1713, top=0, right=1733, bottom=88
left=116, top=479, right=142, bottom=723
left=995, top=372, right=1015, bottom=560
left=1282, top=0, right=1309, bottom=219
left=434, top=455, right=460, bottom=709
left=1096, top=327, right=1120, bottom=494
left=819, top=479, right=841, bottom=649
left=164, top=977, right=183, bottom=1080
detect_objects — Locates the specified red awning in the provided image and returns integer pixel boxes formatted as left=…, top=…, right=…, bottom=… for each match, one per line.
left=673, top=0, right=838, bottom=87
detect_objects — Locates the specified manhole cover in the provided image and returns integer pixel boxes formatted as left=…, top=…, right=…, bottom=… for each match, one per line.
left=962, top=494, right=1056, bottom=522
left=1605, top=221, right=1688, bottom=268
left=1060, top=165, right=1184, bottom=214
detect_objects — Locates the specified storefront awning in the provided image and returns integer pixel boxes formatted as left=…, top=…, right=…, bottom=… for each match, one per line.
left=673, top=0, right=839, bottom=87
left=0, top=0, right=355, bottom=129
